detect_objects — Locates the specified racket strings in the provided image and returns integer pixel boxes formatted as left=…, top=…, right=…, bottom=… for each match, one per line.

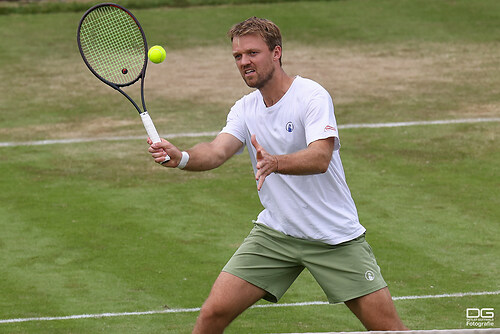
left=79, top=5, right=145, bottom=85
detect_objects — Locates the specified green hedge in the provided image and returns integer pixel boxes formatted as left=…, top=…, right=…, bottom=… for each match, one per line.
left=0, top=0, right=336, bottom=15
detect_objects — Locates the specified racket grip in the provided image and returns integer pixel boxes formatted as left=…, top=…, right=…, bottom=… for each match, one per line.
left=140, top=112, right=171, bottom=163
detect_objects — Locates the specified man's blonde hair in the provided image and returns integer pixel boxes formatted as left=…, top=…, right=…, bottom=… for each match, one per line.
left=228, top=17, right=282, bottom=65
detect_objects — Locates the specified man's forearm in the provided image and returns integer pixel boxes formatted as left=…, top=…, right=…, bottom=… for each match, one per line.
left=182, top=133, right=244, bottom=171
left=183, top=142, right=228, bottom=171
left=274, top=137, right=335, bottom=175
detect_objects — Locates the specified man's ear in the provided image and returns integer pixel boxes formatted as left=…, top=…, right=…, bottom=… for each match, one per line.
left=273, top=45, right=282, bottom=62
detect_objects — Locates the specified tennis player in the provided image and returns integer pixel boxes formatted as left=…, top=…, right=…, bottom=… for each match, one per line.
left=149, top=17, right=408, bottom=333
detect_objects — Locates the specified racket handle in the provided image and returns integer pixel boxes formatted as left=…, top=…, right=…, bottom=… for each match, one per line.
left=140, top=111, right=171, bottom=163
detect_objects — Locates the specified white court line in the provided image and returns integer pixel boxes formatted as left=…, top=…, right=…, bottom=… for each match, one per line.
left=0, top=290, right=498, bottom=324
left=0, top=131, right=220, bottom=148
left=1, top=118, right=499, bottom=148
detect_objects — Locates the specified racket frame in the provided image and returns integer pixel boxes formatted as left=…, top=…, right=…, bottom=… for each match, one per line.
left=77, top=2, right=170, bottom=162
left=77, top=3, right=147, bottom=112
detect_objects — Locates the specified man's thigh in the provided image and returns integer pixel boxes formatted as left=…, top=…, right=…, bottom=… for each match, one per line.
left=344, top=287, right=407, bottom=331
left=202, top=272, right=267, bottom=315
left=192, top=272, right=267, bottom=334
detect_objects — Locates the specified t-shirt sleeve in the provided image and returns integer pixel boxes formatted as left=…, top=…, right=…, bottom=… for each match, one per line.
left=220, top=98, right=246, bottom=154
left=304, top=87, right=340, bottom=151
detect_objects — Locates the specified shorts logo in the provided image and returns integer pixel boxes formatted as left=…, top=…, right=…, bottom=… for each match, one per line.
left=365, top=270, right=375, bottom=281
left=285, top=122, right=294, bottom=133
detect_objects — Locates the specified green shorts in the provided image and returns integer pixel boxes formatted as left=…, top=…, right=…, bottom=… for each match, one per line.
left=222, top=223, right=387, bottom=304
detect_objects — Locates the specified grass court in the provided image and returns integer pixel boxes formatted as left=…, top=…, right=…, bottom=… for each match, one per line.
left=0, top=0, right=499, bottom=332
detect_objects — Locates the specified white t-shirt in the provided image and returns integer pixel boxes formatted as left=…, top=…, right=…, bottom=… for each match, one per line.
left=221, top=76, right=366, bottom=245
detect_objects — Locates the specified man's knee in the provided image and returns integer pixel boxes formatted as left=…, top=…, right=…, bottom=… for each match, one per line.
left=197, top=299, right=238, bottom=327
left=192, top=302, right=234, bottom=334
left=199, top=302, right=229, bottom=322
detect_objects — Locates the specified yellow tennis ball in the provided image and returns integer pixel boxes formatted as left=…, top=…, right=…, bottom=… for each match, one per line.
left=148, top=45, right=166, bottom=64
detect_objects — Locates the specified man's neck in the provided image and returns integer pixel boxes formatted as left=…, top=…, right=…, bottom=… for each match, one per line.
left=260, top=70, right=294, bottom=107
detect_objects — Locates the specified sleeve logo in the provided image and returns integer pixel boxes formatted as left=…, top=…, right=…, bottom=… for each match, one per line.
left=324, top=125, right=337, bottom=132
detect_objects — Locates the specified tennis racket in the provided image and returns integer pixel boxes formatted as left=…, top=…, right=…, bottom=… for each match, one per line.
left=77, top=2, right=170, bottom=163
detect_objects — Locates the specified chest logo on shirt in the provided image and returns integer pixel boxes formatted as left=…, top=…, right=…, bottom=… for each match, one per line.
left=285, top=122, right=295, bottom=133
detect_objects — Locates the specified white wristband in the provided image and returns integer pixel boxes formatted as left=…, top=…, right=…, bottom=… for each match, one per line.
left=177, top=151, right=189, bottom=169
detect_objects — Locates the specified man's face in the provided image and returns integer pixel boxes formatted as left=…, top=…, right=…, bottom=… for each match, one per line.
left=232, top=34, right=279, bottom=89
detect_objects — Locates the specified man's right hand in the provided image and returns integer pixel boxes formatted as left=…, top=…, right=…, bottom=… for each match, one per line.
left=147, top=138, right=182, bottom=168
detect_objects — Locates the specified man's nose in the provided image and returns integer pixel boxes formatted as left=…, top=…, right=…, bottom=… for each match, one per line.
left=240, top=54, right=251, bottom=65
